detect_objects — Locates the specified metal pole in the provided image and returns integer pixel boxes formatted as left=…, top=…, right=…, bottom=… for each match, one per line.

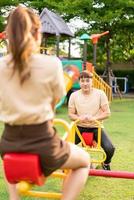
left=56, top=35, right=60, bottom=57
left=68, top=37, right=71, bottom=59
left=83, top=40, right=87, bottom=70
left=93, top=43, right=97, bottom=68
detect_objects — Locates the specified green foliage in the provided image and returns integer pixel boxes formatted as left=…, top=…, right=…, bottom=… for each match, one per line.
left=52, top=0, right=134, bottom=65
left=0, top=0, right=133, bottom=65
left=0, top=0, right=25, bottom=31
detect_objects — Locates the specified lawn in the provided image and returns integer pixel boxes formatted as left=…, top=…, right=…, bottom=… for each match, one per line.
left=0, top=99, right=134, bottom=200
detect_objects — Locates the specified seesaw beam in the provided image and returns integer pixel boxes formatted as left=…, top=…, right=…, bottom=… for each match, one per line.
left=89, top=169, right=134, bottom=179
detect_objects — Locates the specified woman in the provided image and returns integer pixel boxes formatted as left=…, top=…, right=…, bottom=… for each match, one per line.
left=0, top=6, right=90, bottom=200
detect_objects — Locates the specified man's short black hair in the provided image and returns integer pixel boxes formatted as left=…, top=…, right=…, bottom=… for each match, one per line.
left=79, top=70, right=93, bottom=80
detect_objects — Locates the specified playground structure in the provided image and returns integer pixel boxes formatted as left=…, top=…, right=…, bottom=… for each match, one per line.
left=0, top=32, right=6, bottom=39
left=39, top=8, right=113, bottom=103
left=60, top=29, right=129, bottom=100
left=59, top=31, right=113, bottom=105
left=111, top=75, right=128, bottom=94
left=80, top=31, right=109, bottom=69
left=40, top=8, right=74, bottom=58
left=0, top=32, right=7, bottom=57
left=55, top=65, right=80, bottom=109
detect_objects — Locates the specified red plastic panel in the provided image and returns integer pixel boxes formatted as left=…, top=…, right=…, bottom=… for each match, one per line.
left=3, top=153, right=45, bottom=186
left=82, top=132, right=93, bottom=146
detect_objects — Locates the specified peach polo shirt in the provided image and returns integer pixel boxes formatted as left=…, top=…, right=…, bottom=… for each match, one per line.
left=68, top=88, right=110, bottom=127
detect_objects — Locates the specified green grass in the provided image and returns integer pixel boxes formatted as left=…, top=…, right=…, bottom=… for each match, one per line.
left=0, top=99, right=134, bottom=200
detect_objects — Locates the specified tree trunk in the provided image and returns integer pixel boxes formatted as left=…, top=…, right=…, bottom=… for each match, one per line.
left=105, top=35, right=112, bottom=85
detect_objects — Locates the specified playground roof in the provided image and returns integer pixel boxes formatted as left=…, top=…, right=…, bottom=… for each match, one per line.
left=40, top=8, right=74, bottom=37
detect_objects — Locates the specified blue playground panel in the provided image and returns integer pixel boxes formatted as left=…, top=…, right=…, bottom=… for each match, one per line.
left=62, top=59, right=83, bottom=89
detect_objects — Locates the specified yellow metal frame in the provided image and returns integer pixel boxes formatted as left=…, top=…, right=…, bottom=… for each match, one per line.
left=18, top=171, right=67, bottom=199
left=66, top=120, right=106, bottom=164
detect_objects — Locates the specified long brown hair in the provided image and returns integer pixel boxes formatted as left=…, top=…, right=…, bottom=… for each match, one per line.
left=6, top=6, right=41, bottom=84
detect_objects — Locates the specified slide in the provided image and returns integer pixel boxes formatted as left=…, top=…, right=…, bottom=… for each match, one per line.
left=55, top=65, right=79, bottom=110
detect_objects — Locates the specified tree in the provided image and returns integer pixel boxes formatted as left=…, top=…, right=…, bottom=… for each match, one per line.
left=0, top=0, right=133, bottom=66
left=56, top=0, right=134, bottom=63
left=0, top=0, right=28, bottom=32
left=43, top=0, right=133, bottom=83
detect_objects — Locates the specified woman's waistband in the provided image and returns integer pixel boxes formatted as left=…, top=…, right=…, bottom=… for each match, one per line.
left=3, top=120, right=55, bottom=140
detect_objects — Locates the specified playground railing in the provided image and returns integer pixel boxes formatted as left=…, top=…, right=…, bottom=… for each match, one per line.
left=93, top=71, right=112, bottom=102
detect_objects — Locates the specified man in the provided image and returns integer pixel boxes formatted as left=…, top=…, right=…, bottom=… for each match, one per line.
left=68, top=70, right=115, bottom=170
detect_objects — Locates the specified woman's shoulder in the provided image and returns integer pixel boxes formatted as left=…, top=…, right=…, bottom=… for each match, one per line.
left=31, top=54, right=62, bottom=72
left=33, top=54, right=61, bottom=65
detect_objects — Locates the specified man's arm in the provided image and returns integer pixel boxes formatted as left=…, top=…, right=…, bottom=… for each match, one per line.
left=68, top=107, right=79, bottom=121
left=68, top=92, right=79, bottom=121
left=92, top=90, right=111, bottom=121
left=93, top=104, right=111, bottom=121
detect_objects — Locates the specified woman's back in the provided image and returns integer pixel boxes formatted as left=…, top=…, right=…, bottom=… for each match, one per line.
left=0, top=54, right=65, bottom=125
